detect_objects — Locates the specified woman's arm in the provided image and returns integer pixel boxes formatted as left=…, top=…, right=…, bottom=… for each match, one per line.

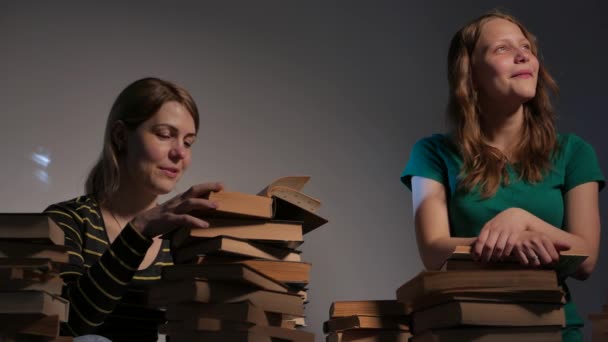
left=526, top=182, right=601, bottom=280
left=474, top=182, right=600, bottom=280
left=45, top=205, right=151, bottom=336
left=44, top=182, right=223, bottom=336
left=411, top=176, right=476, bottom=270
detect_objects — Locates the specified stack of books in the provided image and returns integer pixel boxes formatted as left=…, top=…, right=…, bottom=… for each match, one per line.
left=151, top=176, right=327, bottom=342
left=0, top=213, right=72, bottom=341
left=395, top=246, right=580, bottom=342
left=589, top=302, right=608, bottom=341
left=323, top=300, right=411, bottom=341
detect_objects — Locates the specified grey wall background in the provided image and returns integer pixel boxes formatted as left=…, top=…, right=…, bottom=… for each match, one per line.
left=1, top=1, right=607, bottom=340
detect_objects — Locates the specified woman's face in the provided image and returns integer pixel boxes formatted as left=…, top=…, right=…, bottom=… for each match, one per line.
left=123, top=101, right=196, bottom=196
left=472, top=18, right=539, bottom=107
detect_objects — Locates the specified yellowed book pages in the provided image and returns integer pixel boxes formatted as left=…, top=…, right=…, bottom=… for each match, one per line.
left=0, top=213, right=64, bottom=245
left=326, top=330, right=412, bottom=342
left=410, top=287, right=565, bottom=313
left=284, top=316, right=306, bottom=328
left=192, top=256, right=311, bottom=285
left=0, top=242, right=69, bottom=264
left=0, top=291, right=69, bottom=322
left=171, top=219, right=303, bottom=248
left=412, top=301, right=564, bottom=334
left=323, top=315, right=410, bottom=333
left=258, top=176, right=321, bottom=213
left=149, top=279, right=304, bottom=316
left=173, top=236, right=301, bottom=263
left=396, top=270, right=558, bottom=305
left=330, top=300, right=407, bottom=318
left=161, top=263, right=290, bottom=293
left=166, top=302, right=269, bottom=326
left=206, top=191, right=274, bottom=219
left=259, top=176, right=311, bottom=194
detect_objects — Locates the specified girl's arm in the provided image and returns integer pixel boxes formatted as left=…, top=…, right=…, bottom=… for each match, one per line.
left=411, top=176, right=476, bottom=270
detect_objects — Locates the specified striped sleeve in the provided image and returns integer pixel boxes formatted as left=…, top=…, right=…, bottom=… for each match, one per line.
left=44, top=204, right=152, bottom=336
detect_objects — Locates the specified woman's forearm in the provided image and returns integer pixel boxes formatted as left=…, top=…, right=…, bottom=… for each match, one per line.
left=526, top=215, right=597, bottom=280
left=419, top=236, right=477, bottom=270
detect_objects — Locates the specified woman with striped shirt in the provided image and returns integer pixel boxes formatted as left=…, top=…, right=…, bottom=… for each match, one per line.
left=45, top=77, right=221, bottom=341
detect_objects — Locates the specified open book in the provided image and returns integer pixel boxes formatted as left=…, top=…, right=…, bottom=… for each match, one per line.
left=257, top=176, right=321, bottom=213
left=194, top=176, right=327, bottom=233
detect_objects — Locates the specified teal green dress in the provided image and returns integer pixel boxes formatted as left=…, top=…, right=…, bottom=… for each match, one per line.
left=401, top=133, right=604, bottom=342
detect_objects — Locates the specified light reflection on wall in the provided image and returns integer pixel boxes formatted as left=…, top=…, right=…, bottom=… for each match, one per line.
left=31, top=147, right=51, bottom=185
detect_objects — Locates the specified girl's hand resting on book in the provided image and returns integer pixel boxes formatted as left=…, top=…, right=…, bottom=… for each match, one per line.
left=509, top=231, right=567, bottom=267
left=473, top=207, right=533, bottom=262
left=130, top=182, right=223, bottom=238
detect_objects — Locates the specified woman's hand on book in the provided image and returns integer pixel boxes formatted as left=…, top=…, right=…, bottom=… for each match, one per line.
left=130, top=182, right=224, bottom=238
left=510, top=231, right=568, bottom=267
left=474, top=207, right=532, bottom=262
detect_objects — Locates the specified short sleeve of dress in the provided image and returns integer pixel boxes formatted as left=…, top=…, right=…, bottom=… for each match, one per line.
left=401, top=135, right=449, bottom=191
left=563, top=134, right=605, bottom=192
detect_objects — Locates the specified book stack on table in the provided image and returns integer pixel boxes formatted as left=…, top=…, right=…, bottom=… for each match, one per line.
left=394, top=246, right=586, bottom=342
left=323, top=300, right=411, bottom=342
left=152, top=176, right=328, bottom=342
left=0, top=213, right=73, bottom=342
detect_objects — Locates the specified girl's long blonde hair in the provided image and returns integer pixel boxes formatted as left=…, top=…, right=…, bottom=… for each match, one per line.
left=447, top=11, right=559, bottom=197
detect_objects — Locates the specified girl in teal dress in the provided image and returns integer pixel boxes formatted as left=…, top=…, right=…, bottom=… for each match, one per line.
left=401, top=12, right=604, bottom=342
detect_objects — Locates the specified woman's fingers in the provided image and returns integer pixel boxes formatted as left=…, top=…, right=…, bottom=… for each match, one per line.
left=171, top=213, right=210, bottom=229
left=143, top=213, right=210, bottom=238
left=474, top=226, right=490, bottom=257
left=536, top=237, right=559, bottom=264
left=481, top=230, right=501, bottom=263
left=134, top=183, right=225, bottom=238
left=514, top=245, right=529, bottom=265
left=476, top=231, right=563, bottom=269
left=492, top=231, right=510, bottom=260
left=182, top=182, right=224, bottom=199
left=530, top=244, right=550, bottom=266
left=513, top=240, right=540, bottom=267
left=521, top=243, right=538, bottom=267
left=553, top=239, right=572, bottom=252
left=174, top=197, right=218, bottom=214
left=503, top=234, right=518, bottom=258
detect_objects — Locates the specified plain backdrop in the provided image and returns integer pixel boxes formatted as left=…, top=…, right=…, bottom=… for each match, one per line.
left=1, top=1, right=607, bottom=341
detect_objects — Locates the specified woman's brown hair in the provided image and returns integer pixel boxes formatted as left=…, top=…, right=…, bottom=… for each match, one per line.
left=447, top=11, right=559, bottom=197
left=85, top=77, right=199, bottom=203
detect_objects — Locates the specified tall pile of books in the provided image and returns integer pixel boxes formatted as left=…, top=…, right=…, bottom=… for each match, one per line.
left=395, top=246, right=580, bottom=342
left=589, top=301, right=608, bottom=341
left=323, top=300, right=411, bottom=341
left=0, top=213, right=72, bottom=341
left=151, top=176, right=327, bottom=342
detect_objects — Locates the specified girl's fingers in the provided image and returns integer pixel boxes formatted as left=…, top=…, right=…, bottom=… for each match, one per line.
left=524, top=244, right=541, bottom=267
left=492, top=231, right=509, bottom=260
left=514, top=246, right=529, bottom=265
left=174, top=198, right=218, bottom=214
left=481, top=231, right=500, bottom=263
left=182, top=183, right=224, bottom=199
